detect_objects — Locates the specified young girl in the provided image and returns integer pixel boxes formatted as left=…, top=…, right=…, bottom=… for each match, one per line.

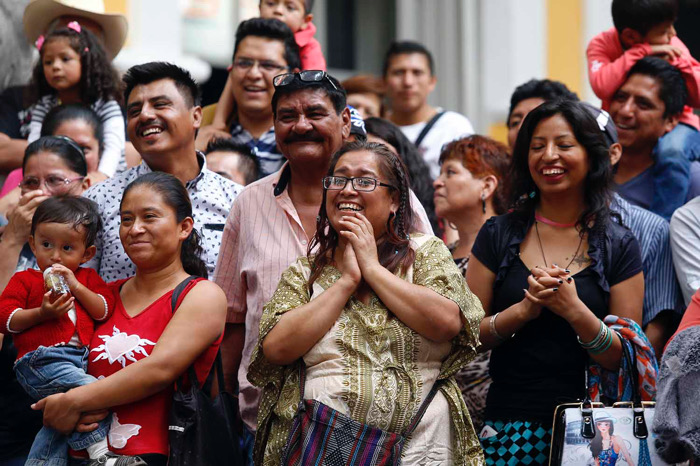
left=0, top=195, right=145, bottom=466
left=28, top=21, right=125, bottom=179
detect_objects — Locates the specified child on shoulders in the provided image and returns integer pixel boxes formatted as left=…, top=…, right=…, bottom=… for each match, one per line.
left=587, top=0, right=700, bottom=220
left=28, top=21, right=125, bottom=179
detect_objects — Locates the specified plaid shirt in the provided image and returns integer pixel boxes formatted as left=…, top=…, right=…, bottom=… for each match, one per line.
left=230, top=123, right=284, bottom=178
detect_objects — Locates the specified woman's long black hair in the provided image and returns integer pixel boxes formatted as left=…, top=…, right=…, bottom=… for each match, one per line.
left=121, top=172, right=207, bottom=278
left=510, top=99, right=614, bottom=236
left=589, top=421, right=615, bottom=458
left=307, top=141, right=415, bottom=292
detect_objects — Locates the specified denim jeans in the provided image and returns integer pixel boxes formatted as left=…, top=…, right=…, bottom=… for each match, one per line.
left=14, top=346, right=110, bottom=466
left=652, top=123, right=700, bottom=220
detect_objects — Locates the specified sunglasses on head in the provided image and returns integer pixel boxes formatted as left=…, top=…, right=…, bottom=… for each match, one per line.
left=273, top=70, right=338, bottom=90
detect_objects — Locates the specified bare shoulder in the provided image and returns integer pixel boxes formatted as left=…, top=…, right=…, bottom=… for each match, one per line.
left=181, top=280, right=227, bottom=312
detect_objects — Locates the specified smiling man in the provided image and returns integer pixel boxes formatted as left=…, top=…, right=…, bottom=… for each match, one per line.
left=196, top=18, right=300, bottom=178
left=610, top=56, right=700, bottom=213
left=84, top=62, right=242, bottom=282
left=214, top=71, right=432, bottom=463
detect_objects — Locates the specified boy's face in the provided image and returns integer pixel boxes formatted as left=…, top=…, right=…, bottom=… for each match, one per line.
left=206, top=151, right=249, bottom=185
left=642, top=20, right=676, bottom=45
left=29, top=222, right=95, bottom=272
left=259, top=0, right=311, bottom=32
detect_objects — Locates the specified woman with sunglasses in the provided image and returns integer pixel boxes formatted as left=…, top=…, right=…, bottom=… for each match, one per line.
left=249, top=141, right=485, bottom=465
left=466, top=100, right=643, bottom=464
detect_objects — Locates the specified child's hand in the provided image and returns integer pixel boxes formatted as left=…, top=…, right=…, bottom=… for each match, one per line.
left=49, top=264, right=80, bottom=291
left=40, top=291, right=75, bottom=321
left=650, top=44, right=682, bottom=62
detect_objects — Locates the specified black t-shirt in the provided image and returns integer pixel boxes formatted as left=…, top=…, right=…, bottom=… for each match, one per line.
left=0, top=335, right=43, bottom=460
left=472, top=211, right=642, bottom=426
left=0, top=85, right=31, bottom=139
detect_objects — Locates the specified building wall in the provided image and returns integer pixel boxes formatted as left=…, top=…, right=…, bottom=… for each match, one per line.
left=395, top=0, right=612, bottom=142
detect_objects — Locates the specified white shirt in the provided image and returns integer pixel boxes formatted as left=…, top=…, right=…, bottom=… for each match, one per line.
left=399, top=109, right=475, bottom=179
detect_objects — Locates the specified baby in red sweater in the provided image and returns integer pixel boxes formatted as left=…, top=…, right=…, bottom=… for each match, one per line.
left=0, top=196, right=144, bottom=466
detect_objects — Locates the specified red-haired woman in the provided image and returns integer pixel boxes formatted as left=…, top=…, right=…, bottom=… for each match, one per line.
left=433, top=135, right=510, bottom=430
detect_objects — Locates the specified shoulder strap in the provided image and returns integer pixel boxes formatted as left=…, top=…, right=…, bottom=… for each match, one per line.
left=414, top=111, right=446, bottom=148
left=170, top=275, right=198, bottom=313
left=170, top=275, right=200, bottom=389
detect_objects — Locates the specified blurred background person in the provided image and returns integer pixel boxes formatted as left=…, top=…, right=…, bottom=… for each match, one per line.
left=205, top=137, right=260, bottom=186
left=364, top=116, right=438, bottom=234
left=341, top=74, right=385, bottom=119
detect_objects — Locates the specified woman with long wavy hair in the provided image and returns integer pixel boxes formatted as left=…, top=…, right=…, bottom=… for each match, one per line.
left=249, top=141, right=485, bottom=465
left=466, top=100, right=644, bottom=465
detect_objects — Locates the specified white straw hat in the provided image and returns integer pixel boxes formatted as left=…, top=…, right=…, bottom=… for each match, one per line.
left=23, top=0, right=128, bottom=59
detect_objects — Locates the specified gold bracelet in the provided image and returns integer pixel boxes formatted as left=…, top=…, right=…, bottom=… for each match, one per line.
left=489, top=312, right=511, bottom=342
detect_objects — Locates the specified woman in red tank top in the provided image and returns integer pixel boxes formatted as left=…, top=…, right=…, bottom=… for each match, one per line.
left=31, top=172, right=227, bottom=465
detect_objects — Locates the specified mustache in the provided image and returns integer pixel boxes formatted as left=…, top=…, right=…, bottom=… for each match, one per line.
left=284, top=132, right=324, bottom=143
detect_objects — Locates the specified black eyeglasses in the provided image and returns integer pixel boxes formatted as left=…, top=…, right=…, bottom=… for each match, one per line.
left=323, top=176, right=396, bottom=192
left=273, top=70, right=338, bottom=90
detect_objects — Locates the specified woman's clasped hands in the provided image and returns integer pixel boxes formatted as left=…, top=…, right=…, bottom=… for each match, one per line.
left=337, top=212, right=382, bottom=285
left=524, top=265, right=586, bottom=321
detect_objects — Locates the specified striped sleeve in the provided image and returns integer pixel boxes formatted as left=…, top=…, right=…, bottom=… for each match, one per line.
left=641, top=214, right=682, bottom=324
left=93, top=99, right=125, bottom=176
left=27, top=96, right=55, bottom=143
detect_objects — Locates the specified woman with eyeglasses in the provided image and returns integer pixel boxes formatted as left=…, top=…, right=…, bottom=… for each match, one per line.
left=249, top=141, right=485, bottom=465
left=0, top=136, right=90, bottom=288
left=0, top=105, right=106, bottom=218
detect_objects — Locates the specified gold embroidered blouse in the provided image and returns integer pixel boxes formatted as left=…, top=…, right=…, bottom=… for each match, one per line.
left=248, top=234, right=485, bottom=465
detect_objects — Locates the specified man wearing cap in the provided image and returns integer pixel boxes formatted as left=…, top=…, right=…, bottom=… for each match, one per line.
left=0, top=0, right=127, bottom=175
left=195, top=18, right=301, bottom=178
left=214, top=71, right=431, bottom=463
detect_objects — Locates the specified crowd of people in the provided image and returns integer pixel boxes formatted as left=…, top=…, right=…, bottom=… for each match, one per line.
left=1, top=0, right=700, bottom=465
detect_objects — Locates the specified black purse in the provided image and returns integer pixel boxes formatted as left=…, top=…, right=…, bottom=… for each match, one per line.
left=167, top=276, right=244, bottom=466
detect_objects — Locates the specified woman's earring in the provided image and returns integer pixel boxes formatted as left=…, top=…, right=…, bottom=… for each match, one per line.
left=481, top=194, right=486, bottom=214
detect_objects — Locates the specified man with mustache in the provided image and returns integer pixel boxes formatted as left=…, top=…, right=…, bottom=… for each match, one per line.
left=195, top=18, right=301, bottom=178
left=84, top=62, right=242, bottom=281
left=214, top=72, right=431, bottom=463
